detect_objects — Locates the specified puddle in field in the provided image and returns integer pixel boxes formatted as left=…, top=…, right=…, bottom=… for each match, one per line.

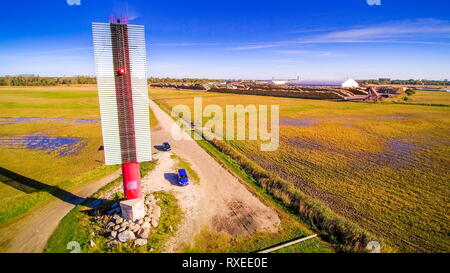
left=373, top=138, right=419, bottom=169
left=377, top=115, right=407, bottom=120
left=0, top=117, right=100, bottom=124
left=284, top=137, right=329, bottom=151
left=75, top=119, right=100, bottom=123
left=280, top=117, right=322, bottom=127
left=280, top=115, right=407, bottom=128
left=0, top=134, right=86, bottom=156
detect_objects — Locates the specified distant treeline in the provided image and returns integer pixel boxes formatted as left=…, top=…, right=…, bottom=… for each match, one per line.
left=0, top=76, right=219, bottom=86
left=0, top=76, right=96, bottom=86
left=359, top=79, right=449, bottom=86
left=2, top=76, right=447, bottom=87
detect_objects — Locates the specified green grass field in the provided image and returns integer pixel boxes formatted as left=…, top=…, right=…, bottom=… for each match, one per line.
left=0, top=86, right=157, bottom=227
left=149, top=87, right=450, bottom=252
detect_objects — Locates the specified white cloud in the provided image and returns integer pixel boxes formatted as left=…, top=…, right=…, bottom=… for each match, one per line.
left=289, top=27, right=342, bottom=34
left=228, top=43, right=284, bottom=50
left=151, top=42, right=223, bottom=47
left=321, top=18, right=450, bottom=40
left=274, top=49, right=345, bottom=57
left=229, top=18, right=450, bottom=50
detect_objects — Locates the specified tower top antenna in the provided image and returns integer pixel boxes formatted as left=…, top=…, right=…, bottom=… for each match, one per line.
left=109, top=14, right=129, bottom=24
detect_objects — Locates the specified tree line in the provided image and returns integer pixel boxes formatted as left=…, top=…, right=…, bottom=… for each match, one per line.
left=0, top=76, right=219, bottom=86
left=359, top=79, right=449, bottom=86
left=0, top=76, right=96, bottom=86
left=2, top=76, right=447, bottom=86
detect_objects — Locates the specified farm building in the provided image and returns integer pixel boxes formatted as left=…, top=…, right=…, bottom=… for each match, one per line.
left=341, top=79, right=359, bottom=88
left=268, top=80, right=288, bottom=85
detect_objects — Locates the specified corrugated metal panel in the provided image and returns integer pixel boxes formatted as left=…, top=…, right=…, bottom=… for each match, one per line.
left=128, top=25, right=152, bottom=163
left=92, top=23, right=152, bottom=165
left=92, top=23, right=122, bottom=165
left=111, top=23, right=138, bottom=163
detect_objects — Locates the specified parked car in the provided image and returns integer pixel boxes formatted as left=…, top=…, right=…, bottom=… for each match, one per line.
left=162, top=142, right=171, bottom=151
left=177, top=169, right=189, bottom=186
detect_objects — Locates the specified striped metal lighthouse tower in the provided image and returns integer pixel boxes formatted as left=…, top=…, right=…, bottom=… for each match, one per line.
left=92, top=16, right=151, bottom=219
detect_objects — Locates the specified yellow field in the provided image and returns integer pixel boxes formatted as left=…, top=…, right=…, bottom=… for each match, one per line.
left=391, top=90, right=450, bottom=105
left=149, top=87, right=450, bottom=252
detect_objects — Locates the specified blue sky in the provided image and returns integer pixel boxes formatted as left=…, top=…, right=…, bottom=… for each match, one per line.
left=0, top=0, right=449, bottom=80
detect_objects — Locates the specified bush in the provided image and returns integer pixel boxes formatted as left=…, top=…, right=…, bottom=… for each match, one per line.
left=405, top=89, right=416, bottom=96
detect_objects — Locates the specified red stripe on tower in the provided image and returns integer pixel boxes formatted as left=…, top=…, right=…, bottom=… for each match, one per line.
left=110, top=23, right=138, bottom=163
left=92, top=19, right=151, bottom=202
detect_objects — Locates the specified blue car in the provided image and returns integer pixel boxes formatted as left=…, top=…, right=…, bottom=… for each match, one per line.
left=162, top=142, right=171, bottom=151
left=177, top=169, right=189, bottom=186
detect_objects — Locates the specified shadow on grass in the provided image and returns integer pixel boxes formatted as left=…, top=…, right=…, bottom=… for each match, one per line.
left=0, top=166, right=106, bottom=209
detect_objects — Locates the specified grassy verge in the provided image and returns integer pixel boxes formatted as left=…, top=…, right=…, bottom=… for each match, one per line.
left=45, top=161, right=184, bottom=253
